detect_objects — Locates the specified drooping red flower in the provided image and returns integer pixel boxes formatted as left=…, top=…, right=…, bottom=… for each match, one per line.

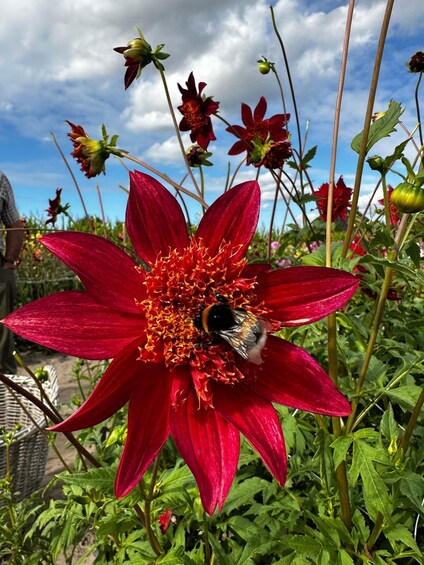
left=315, top=176, right=353, bottom=222
left=378, top=185, right=399, bottom=225
left=407, top=51, right=424, bottom=73
left=4, top=171, right=358, bottom=515
left=178, top=72, right=219, bottom=150
left=226, top=96, right=290, bottom=165
left=66, top=121, right=118, bottom=179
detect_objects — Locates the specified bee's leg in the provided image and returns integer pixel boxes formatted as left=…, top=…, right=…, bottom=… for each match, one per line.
left=214, top=291, right=229, bottom=304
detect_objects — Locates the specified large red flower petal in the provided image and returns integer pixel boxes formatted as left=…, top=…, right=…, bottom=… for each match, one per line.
left=51, top=339, right=142, bottom=432
left=253, top=96, right=267, bottom=123
left=213, top=382, right=287, bottom=486
left=3, top=291, right=145, bottom=359
left=256, top=266, right=358, bottom=325
left=41, top=232, right=144, bottom=314
left=248, top=336, right=351, bottom=416
left=127, top=171, right=190, bottom=266
left=196, top=180, right=260, bottom=261
left=115, top=363, right=174, bottom=497
left=170, top=385, right=240, bottom=515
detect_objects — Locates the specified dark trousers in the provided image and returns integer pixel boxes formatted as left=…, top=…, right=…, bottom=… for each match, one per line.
left=0, top=267, right=17, bottom=374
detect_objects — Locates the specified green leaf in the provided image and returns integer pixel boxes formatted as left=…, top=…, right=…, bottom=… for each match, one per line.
left=280, top=534, right=324, bottom=557
left=60, top=466, right=116, bottom=496
left=331, top=435, right=354, bottom=469
left=404, top=241, right=421, bottom=269
left=358, top=254, right=424, bottom=285
left=350, top=438, right=393, bottom=522
left=385, top=524, right=422, bottom=559
left=351, top=100, right=404, bottom=154
left=223, top=477, right=269, bottom=513
left=380, top=404, right=400, bottom=441
left=336, top=549, right=355, bottom=565
left=399, top=471, right=424, bottom=515
left=386, top=385, right=423, bottom=411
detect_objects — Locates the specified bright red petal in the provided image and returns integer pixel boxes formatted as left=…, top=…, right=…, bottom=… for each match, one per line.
left=256, top=266, right=358, bottom=325
left=41, top=232, right=144, bottom=313
left=115, top=363, right=174, bottom=497
left=248, top=336, right=352, bottom=416
left=51, top=339, right=142, bottom=432
left=171, top=385, right=240, bottom=515
left=3, top=291, right=145, bottom=359
left=196, top=180, right=260, bottom=261
left=127, top=171, right=190, bottom=266
left=213, top=382, right=287, bottom=486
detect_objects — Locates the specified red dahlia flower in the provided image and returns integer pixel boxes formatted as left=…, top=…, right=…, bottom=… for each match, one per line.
left=315, top=176, right=353, bottom=222
left=4, top=171, right=358, bottom=515
left=226, top=96, right=290, bottom=165
left=178, top=72, right=219, bottom=150
left=378, top=185, right=399, bottom=225
left=45, top=188, right=70, bottom=226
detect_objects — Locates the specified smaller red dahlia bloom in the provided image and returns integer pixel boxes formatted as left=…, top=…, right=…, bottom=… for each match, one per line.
left=178, top=72, right=219, bottom=150
left=45, top=188, right=70, bottom=226
left=407, top=51, right=424, bottom=73
left=315, top=176, right=353, bottom=222
left=226, top=97, right=290, bottom=166
left=159, top=508, right=174, bottom=534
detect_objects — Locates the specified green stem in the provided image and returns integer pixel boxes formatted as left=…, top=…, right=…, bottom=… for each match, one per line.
left=202, top=512, right=212, bottom=565
left=367, top=512, right=384, bottom=552
left=0, top=371, right=100, bottom=470
left=399, top=385, right=424, bottom=453
left=346, top=213, right=409, bottom=433
left=158, top=67, right=202, bottom=199
left=144, top=454, right=164, bottom=556
left=380, top=175, right=392, bottom=230
left=342, top=0, right=395, bottom=257
left=414, top=72, right=423, bottom=152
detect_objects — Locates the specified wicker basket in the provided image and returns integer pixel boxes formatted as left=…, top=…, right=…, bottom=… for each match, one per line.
left=0, top=365, right=59, bottom=499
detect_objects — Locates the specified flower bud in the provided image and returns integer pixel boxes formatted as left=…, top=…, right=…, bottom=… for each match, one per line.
left=390, top=182, right=424, bottom=214
left=258, top=62, right=271, bottom=75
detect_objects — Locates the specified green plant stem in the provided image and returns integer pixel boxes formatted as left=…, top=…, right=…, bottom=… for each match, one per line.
left=380, top=175, right=392, bottom=229
left=342, top=0, right=394, bottom=257
left=158, top=67, right=202, bottom=199
left=123, top=152, right=207, bottom=207
left=202, top=512, right=212, bottom=565
left=144, top=454, right=164, bottom=556
left=0, top=371, right=100, bottom=470
left=267, top=170, right=282, bottom=261
left=325, top=0, right=355, bottom=532
left=414, top=72, right=423, bottom=151
left=367, top=512, right=384, bottom=552
left=346, top=213, right=409, bottom=433
left=399, top=384, right=424, bottom=453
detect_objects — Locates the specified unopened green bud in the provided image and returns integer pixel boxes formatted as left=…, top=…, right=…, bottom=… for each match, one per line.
left=258, top=62, right=271, bottom=75
left=391, top=182, right=424, bottom=214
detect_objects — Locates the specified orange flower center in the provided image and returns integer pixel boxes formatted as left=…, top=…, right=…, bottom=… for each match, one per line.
left=136, top=238, right=259, bottom=405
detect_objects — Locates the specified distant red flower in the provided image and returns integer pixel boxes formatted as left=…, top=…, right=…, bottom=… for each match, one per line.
left=378, top=185, right=399, bottom=225
left=315, top=176, right=353, bottom=222
left=407, top=51, right=424, bottom=73
left=178, top=72, right=219, bottom=150
left=226, top=97, right=290, bottom=165
left=159, top=508, right=173, bottom=534
left=46, top=188, right=69, bottom=226
left=4, top=171, right=358, bottom=515
left=33, top=249, right=43, bottom=262
left=349, top=236, right=402, bottom=301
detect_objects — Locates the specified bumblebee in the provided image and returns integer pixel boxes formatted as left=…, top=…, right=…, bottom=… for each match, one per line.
left=194, top=296, right=268, bottom=364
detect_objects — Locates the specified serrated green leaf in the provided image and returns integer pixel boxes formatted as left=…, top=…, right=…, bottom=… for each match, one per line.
left=223, top=477, right=269, bottom=513
left=380, top=404, right=400, bottom=441
left=399, top=471, right=424, bottom=515
left=405, top=241, right=422, bottom=269
left=332, top=435, right=354, bottom=469
left=359, top=254, right=424, bottom=285
left=281, top=534, right=324, bottom=556
left=351, top=100, right=404, bottom=154
left=386, top=385, right=423, bottom=411
left=350, top=439, right=393, bottom=522
left=336, top=549, right=355, bottom=565
left=385, top=524, right=422, bottom=558
left=60, top=466, right=116, bottom=495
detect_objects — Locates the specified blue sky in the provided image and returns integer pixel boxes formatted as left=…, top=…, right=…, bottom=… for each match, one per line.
left=0, top=0, right=423, bottom=228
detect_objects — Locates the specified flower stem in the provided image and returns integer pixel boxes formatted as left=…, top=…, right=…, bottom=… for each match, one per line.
left=342, top=0, right=395, bottom=257
left=0, top=371, right=100, bottom=470
left=144, top=454, right=164, bottom=556
left=414, top=72, right=423, bottom=153
left=346, top=213, right=409, bottom=433
left=202, top=512, right=212, bottom=565
left=158, top=67, right=202, bottom=199
left=122, top=152, right=207, bottom=207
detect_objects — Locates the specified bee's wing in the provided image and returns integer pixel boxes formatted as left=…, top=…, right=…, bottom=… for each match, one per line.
left=219, top=310, right=265, bottom=361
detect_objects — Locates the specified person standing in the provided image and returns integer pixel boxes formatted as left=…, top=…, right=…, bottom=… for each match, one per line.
left=0, top=170, right=24, bottom=374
